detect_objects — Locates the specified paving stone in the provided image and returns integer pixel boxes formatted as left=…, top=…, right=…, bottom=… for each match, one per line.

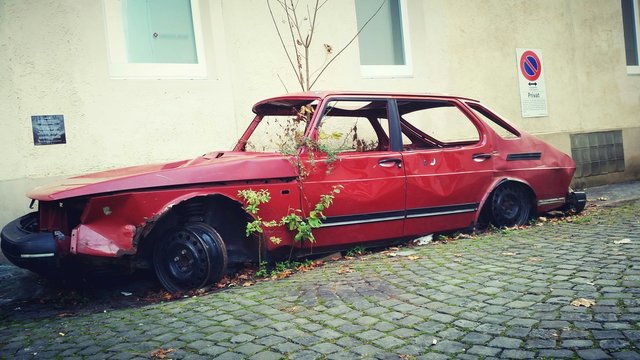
left=562, top=339, right=595, bottom=348
left=431, top=340, right=466, bottom=353
left=374, top=336, right=405, bottom=349
left=611, top=351, right=640, bottom=360
left=576, top=348, right=613, bottom=360
left=467, top=345, right=501, bottom=356
left=599, top=339, right=630, bottom=350
left=355, top=329, right=385, bottom=341
left=501, top=349, right=536, bottom=359
left=310, top=342, right=342, bottom=354
left=524, top=338, right=556, bottom=349
left=487, top=336, right=522, bottom=349
left=461, top=332, right=493, bottom=344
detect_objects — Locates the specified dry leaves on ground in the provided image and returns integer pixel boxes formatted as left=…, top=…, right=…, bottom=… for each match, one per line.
left=149, top=348, right=174, bottom=359
left=337, top=265, right=353, bottom=275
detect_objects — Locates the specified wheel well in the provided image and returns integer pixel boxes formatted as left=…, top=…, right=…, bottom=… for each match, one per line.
left=478, top=180, right=536, bottom=225
left=136, top=195, right=257, bottom=268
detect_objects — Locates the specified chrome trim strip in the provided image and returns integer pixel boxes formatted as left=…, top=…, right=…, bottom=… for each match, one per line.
left=537, top=197, right=566, bottom=206
left=320, top=215, right=405, bottom=228
left=406, top=208, right=476, bottom=219
left=20, top=253, right=55, bottom=258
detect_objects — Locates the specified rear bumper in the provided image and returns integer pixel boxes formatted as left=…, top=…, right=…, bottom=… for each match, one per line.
left=1, top=213, right=58, bottom=271
left=567, top=190, right=587, bottom=213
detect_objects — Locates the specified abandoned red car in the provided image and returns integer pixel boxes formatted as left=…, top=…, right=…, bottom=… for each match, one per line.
left=1, top=91, right=585, bottom=292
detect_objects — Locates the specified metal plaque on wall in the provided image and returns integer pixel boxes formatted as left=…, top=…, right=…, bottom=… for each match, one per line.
left=31, top=115, right=66, bottom=145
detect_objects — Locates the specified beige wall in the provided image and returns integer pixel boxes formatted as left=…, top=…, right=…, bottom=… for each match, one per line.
left=1, top=0, right=639, bottom=225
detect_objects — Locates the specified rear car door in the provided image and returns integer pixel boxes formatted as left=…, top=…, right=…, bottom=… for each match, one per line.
left=396, top=98, right=495, bottom=236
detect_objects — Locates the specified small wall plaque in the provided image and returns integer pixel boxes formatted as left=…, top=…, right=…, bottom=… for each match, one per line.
left=32, top=115, right=66, bottom=145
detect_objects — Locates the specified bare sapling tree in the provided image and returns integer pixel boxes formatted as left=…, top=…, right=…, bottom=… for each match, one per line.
left=267, top=0, right=386, bottom=91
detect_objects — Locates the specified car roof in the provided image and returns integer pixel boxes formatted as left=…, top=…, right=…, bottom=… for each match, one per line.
left=252, top=91, right=480, bottom=114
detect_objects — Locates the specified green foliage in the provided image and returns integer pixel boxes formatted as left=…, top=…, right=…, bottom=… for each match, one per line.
left=254, top=259, right=314, bottom=279
left=237, top=185, right=342, bottom=263
left=255, top=261, right=269, bottom=278
left=237, top=189, right=271, bottom=216
left=345, top=246, right=365, bottom=257
left=572, top=216, right=592, bottom=224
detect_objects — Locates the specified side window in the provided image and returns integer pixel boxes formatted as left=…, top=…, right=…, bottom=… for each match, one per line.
left=317, top=100, right=390, bottom=153
left=466, top=103, right=520, bottom=140
left=398, top=101, right=480, bottom=149
left=103, top=0, right=207, bottom=79
left=622, top=0, right=640, bottom=74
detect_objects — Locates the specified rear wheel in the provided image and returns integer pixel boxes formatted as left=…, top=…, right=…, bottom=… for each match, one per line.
left=490, top=183, right=532, bottom=227
left=153, top=222, right=227, bottom=293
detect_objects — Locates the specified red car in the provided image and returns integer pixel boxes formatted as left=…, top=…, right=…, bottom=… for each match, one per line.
left=1, top=92, right=585, bottom=292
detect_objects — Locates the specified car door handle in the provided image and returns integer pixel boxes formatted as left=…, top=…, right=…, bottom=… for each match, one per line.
left=472, top=153, right=492, bottom=162
left=378, top=158, right=402, bottom=168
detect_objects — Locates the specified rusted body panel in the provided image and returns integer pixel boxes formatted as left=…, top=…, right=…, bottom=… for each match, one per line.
left=64, top=181, right=302, bottom=258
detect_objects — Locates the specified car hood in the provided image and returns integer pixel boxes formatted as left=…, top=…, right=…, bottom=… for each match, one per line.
left=28, top=152, right=297, bottom=201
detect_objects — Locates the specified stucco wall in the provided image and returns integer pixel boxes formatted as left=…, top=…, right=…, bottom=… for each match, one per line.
left=0, top=0, right=639, bottom=225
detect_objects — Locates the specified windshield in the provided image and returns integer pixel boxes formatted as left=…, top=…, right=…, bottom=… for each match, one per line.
left=243, top=99, right=318, bottom=153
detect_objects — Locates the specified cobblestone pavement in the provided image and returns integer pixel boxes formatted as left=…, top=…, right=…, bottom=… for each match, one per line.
left=1, top=201, right=639, bottom=360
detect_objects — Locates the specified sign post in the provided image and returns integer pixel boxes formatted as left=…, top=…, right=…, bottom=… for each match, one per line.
left=516, top=48, right=548, bottom=118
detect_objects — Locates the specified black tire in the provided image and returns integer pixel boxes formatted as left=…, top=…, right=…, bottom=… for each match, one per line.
left=153, top=222, right=227, bottom=293
left=490, top=183, right=532, bottom=227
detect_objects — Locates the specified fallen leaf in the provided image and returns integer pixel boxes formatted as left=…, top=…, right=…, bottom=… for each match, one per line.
left=453, top=253, right=463, bottom=257
left=149, top=348, right=174, bottom=359
left=337, top=265, right=353, bottom=274
left=241, top=281, right=254, bottom=287
left=539, top=216, right=548, bottom=222
left=571, top=298, right=596, bottom=308
left=614, top=238, right=631, bottom=244
left=501, top=252, right=518, bottom=256
left=407, top=255, right=420, bottom=261
left=528, top=257, right=543, bottom=263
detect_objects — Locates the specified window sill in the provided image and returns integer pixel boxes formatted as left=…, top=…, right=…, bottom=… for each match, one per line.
left=627, top=65, right=640, bottom=75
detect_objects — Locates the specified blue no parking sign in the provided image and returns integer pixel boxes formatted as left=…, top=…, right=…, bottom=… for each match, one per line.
left=516, top=48, right=548, bottom=118
left=520, top=50, right=542, bottom=82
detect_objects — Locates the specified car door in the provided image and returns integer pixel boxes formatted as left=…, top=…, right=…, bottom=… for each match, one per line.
left=299, top=98, right=406, bottom=252
left=396, top=98, right=495, bottom=236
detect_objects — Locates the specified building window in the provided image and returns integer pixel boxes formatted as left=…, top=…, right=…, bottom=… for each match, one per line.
left=622, top=0, right=640, bottom=74
left=103, top=0, right=207, bottom=79
left=355, top=0, right=412, bottom=78
left=571, top=131, right=625, bottom=178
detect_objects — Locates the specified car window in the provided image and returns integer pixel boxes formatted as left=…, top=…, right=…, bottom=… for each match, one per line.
left=244, top=100, right=319, bottom=153
left=466, top=102, right=520, bottom=139
left=397, top=100, right=480, bottom=149
left=245, top=114, right=308, bottom=153
left=317, top=100, right=391, bottom=153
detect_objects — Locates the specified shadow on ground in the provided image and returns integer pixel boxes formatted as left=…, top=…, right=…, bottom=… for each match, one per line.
left=0, top=265, right=162, bottom=322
